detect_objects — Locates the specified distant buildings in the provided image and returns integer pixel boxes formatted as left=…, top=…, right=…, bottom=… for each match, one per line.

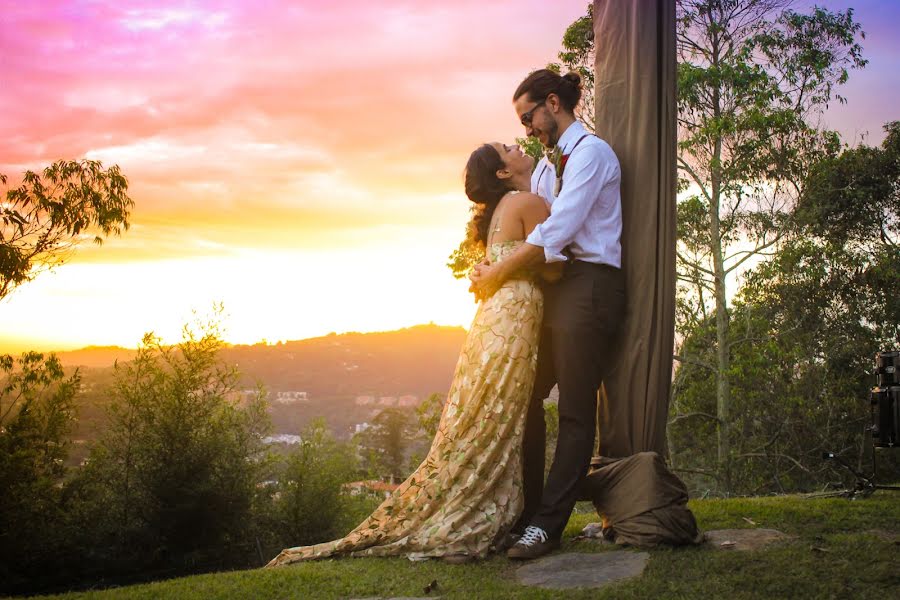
left=398, top=395, right=418, bottom=407
left=355, top=395, right=376, bottom=406
left=262, top=434, right=303, bottom=445
left=356, top=394, right=419, bottom=407
left=273, top=391, right=309, bottom=403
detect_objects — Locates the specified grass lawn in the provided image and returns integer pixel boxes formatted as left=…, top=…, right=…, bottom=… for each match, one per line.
left=31, top=493, right=899, bottom=600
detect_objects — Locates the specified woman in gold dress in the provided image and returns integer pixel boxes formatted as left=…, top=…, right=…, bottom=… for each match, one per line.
left=266, top=142, right=559, bottom=566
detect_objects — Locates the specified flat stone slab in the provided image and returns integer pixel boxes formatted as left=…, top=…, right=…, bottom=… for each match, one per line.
left=516, top=551, right=649, bottom=589
left=704, top=528, right=794, bottom=551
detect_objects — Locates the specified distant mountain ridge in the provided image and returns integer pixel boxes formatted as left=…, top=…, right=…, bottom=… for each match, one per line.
left=58, top=324, right=468, bottom=399
left=54, top=345, right=138, bottom=368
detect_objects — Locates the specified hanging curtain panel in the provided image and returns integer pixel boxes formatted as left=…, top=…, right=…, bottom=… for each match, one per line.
left=593, top=0, right=677, bottom=457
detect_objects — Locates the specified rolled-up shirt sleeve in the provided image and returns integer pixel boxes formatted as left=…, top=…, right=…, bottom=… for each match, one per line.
left=526, top=144, right=619, bottom=263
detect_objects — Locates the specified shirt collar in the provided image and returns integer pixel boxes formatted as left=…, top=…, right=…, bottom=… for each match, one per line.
left=555, top=120, right=585, bottom=154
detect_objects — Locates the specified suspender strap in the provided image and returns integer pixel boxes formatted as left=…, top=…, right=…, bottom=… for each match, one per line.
left=536, top=133, right=595, bottom=191
left=568, top=133, right=592, bottom=154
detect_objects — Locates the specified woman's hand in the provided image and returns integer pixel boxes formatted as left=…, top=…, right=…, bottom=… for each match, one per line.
left=468, top=259, right=503, bottom=301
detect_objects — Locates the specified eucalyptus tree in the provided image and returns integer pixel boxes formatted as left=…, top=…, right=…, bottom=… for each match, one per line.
left=672, top=123, right=899, bottom=493
left=0, top=160, right=133, bottom=300
left=674, top=0, right=864, bottom=491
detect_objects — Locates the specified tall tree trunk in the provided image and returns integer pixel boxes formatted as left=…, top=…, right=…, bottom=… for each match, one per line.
left=709, top=146, right=732, bottom=492
left=709, top=13, right=731, bottom=495
left=711, top=204, right=731, bottom=493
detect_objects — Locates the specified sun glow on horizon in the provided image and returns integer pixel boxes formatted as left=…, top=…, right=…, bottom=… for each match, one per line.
left=0, top=230, right=479, bottom=354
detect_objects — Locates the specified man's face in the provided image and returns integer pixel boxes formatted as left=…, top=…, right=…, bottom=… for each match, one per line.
left=514, top=94, right=559, bottom=148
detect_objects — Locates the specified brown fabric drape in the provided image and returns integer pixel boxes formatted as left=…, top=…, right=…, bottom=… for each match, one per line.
left=582, top=452, right=702, bottom=547
left=593, top=0, right=677, bottom=457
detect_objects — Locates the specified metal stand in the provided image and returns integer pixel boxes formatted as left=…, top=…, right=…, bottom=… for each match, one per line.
left=815, top=448, right=900, bottom=499
left=808, top=351, right=900, bottom=499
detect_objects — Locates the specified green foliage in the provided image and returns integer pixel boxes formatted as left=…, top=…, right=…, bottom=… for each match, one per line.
left=445, top=219, right=484, bottom=280
left=70, top=317, right=271, bottom=576
left=415, top=392, right=444, bottom=440
left=0, top=159, right=134, bottom=299
left=797, top=121, right=899, bottom=257
left=675, top=1, right=865, bottom=283
left=265, top=419, right=359, bottom=548
left=0, top=352, right=80, bottom=592
left=355, top=407, right=416, bottom=481
left=516, top=135, right=547, bottom=163
left=672, top=125, right=899, bottom=495
left=670, top=304, right=870, bottom=495
left=0, top=317, right=401, bottom=594
left=673, top=0, right=866, bottom=493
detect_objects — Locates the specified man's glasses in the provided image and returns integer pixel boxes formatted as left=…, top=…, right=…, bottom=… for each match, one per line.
left=520, top=100, right=546, bottom=126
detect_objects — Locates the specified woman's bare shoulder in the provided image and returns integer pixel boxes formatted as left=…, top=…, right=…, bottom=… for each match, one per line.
left=511, top=191, right=547, bottom=208
left=513, top=191, right=550, bottom=216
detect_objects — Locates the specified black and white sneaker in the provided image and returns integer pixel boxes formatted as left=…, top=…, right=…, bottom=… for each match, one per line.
left=506, top=525, right=560, bottom=560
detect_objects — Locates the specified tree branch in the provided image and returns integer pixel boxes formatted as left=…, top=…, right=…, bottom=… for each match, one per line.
left=724, top=232, right=783, bottom=275
left=669, top=410, right=721, bottom=424
left=737, top=452, right=811, bottom=473
left=673, top=355, right=717, bottom=373
left=677, top=157, right=714, bottom=204
left=677, top=251, right=716, bottom=277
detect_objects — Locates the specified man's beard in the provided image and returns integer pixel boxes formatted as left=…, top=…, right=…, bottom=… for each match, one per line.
left=544, top=119, right=560, bottom=148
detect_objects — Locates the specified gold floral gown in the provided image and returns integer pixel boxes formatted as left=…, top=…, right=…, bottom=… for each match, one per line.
left=266, top=241, right=543, bottom=566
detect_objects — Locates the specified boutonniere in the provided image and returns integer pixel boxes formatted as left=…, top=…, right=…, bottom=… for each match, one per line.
left=553, top=150, right=570, bottom=196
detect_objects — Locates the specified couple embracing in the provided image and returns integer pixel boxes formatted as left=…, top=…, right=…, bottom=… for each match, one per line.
left=267, top=68, right=625, bottom=567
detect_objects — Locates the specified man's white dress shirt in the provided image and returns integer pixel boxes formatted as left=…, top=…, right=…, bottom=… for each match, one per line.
left=526, top=121, right=622, bottom=268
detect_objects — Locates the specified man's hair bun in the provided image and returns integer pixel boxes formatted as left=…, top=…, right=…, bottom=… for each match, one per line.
left=562, top=71, right=582, bottom=89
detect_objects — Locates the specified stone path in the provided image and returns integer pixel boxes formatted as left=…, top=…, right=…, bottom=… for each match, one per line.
left=515, top=551, right=649, bottom=590
left=509, top=526, right=795, bottom=590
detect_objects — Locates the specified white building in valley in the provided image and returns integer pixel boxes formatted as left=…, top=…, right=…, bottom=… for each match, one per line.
left=273, top=391, right=309, bottom=403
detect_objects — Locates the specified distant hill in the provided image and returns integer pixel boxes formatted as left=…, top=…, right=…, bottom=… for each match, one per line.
left=59, top=324, right=467, bottom=398
left=223, top=324, right=468, bottom=398
left=55, top=345, right=138, bottom=368
left=65, top=324, right=469, bottom=444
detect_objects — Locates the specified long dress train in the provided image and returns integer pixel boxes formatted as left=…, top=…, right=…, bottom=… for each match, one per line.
left=266, top=240, right=543, bottom=566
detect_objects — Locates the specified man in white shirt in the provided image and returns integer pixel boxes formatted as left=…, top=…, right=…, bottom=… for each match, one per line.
left=470, top=69, right=625, bottom=560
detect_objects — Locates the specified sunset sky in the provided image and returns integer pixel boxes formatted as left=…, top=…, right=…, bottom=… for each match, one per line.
left=1, top=0, right=898, bottom=353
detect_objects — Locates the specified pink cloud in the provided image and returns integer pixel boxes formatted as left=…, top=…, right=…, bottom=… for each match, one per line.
left=1, top=0, right=587, bottom=245
left=1, top=0, right=575, bottom=160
